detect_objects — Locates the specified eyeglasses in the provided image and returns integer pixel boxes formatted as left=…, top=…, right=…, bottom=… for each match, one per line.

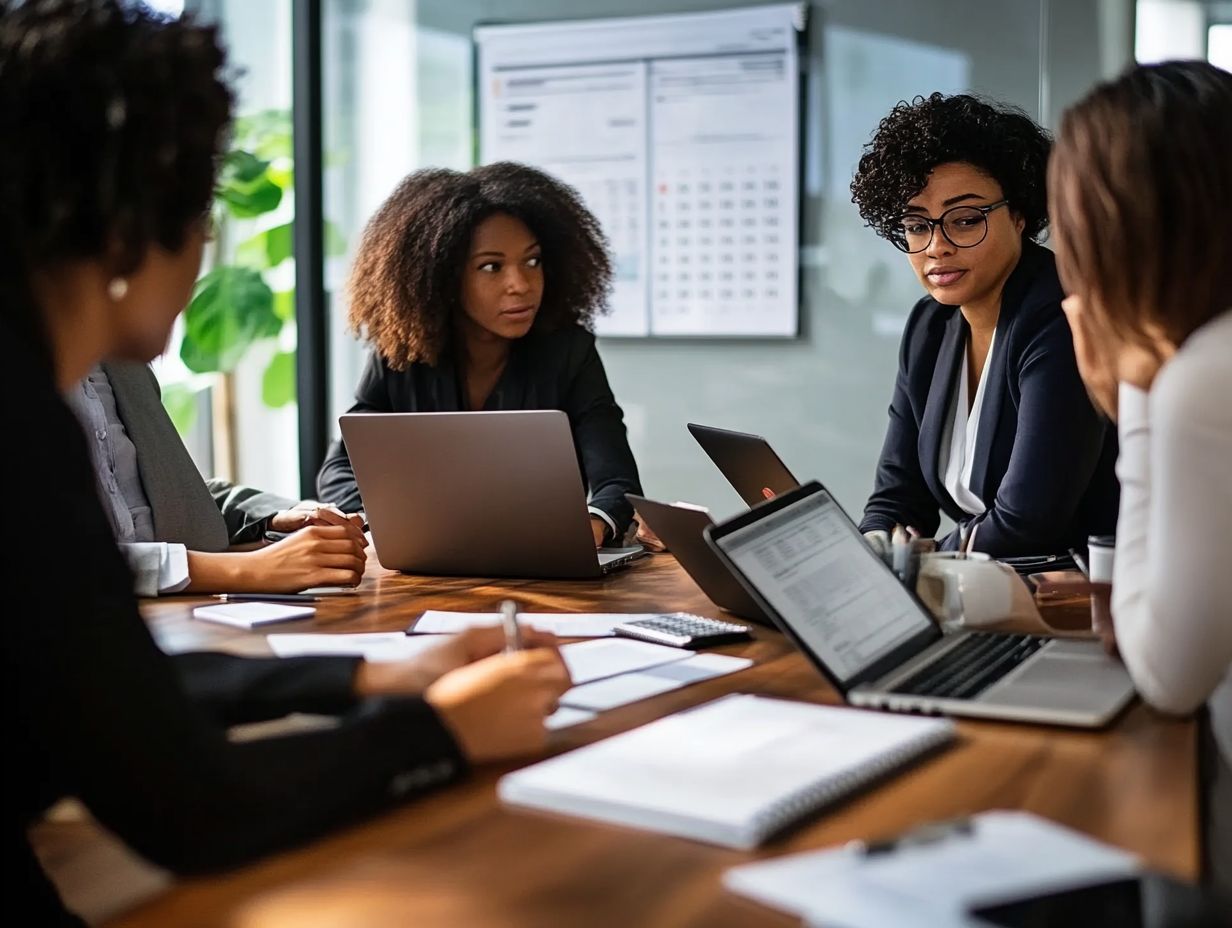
left=890, top=199, right=1009, bottom=254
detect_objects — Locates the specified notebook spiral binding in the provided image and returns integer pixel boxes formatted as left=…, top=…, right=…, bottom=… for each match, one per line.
left=747, top=724, right=954, bottom=842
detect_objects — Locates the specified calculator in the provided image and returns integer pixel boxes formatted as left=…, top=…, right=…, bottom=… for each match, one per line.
left=613, top=613, right=753, bottom=649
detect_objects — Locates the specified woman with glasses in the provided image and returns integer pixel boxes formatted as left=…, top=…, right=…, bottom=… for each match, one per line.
left=849, top=93, right=1119, bottom=557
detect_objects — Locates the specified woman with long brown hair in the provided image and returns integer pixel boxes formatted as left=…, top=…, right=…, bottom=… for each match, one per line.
left=1050, top=59, right=1232, bottom=895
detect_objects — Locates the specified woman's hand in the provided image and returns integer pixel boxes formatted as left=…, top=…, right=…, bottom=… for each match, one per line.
left=353, top=626, right=560, bottom=698
left=269, top=501, right=365, bottom=535
left=1063, top=295, right=1175, bottom=418
left=1089, top=581, right=1120, bottom=658
left=590, top=516, right=610, bottom=548
left=242, top=525, right=368, bottom=591
left=425, top=647, right=572, bottom=763
left=1062, top=296, right=1120, bottom=420
left=633, top=513, right=667, bottom=552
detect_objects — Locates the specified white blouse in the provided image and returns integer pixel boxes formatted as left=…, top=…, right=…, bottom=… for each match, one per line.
left=1112, top=310, right=1232, bottom=766
left=939, top=331, right=996, bottom=518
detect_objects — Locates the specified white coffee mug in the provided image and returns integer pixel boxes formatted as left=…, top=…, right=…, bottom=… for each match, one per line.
left=1087, top=535, right=1116, bottom=583
left=916, top=552, right=1046, bottom=630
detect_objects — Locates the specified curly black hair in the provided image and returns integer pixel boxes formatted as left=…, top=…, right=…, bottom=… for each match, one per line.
left=850, top=92, right=1051, bottom=245
left=348, top=162, right=612, bottom=369
left=0, top=0, right=233, bottom=341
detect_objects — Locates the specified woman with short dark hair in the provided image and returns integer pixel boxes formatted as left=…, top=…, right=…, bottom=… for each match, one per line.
left=318, top=163, right=642, bottom=546
left=850, top=93, right=1119, bottom=557
left=1051, top=59, right=1232, bottom=895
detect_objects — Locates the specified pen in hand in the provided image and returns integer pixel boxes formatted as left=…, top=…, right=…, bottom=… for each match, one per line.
left=1069, top=547, right=1090, bottom=580
left=501, top=599, right=523, bottom=654
left=958, top=520, right=973, bottom=556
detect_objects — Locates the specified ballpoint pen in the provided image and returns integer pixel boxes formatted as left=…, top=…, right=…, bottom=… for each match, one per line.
left=851, top=816, right=974, bottom=856
left=958, top=520, right=973, bottom=557
left=1069, top=547, right=1090, bottom=579
left=501, top=599, right=523, bottom=654
left=218, top=593, right=321, bottom=603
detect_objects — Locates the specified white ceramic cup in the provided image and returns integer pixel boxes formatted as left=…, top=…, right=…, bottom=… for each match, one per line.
left=1087, top=534, right=1116, bottom=583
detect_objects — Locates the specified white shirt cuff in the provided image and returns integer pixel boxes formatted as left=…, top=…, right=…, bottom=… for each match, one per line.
left=587, top=507, right=617, bottom=542
left=159, top=543, right=191, bottom=593
left=1118, top=382, right=1150, bottom=434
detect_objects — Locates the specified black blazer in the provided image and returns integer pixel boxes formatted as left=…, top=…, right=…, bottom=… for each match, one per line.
left=318, top=324, right=643, bottom=537
left=859, top=242, right=1119, bottom=556
left=6, top=315, right=465, bottom=927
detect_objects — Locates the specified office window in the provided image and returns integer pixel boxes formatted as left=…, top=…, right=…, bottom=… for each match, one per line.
left=153, top=0, right=300, bottom=498
left=1210, top=23, right=1232, bottom=70
left=323, top=0, right=473, bottom=433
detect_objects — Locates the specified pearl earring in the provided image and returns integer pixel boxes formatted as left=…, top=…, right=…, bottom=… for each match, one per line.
left=107, top=277, right=129, bottom=301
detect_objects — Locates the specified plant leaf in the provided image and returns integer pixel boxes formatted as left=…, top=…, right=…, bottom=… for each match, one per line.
left=236, top=221, right=294, bottom=270
left=180, top=266, right=282, bottom=373
left=267, top=160, right=294, bottom=190
left=217, top=150, right=282, bottom=218
left=262, top=350, right=297, bottom=408
left=234, top=109, right=293, bottom=161
left=272, top=288, right=295, bottom=322
left=160, top=381, right=202, bottom=437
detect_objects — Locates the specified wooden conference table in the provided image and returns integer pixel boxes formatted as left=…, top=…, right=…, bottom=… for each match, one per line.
left=39, top=553, right=1197, bottom=927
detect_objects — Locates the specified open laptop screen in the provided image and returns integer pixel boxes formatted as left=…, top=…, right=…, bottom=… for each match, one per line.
left=712, top=488, right=936, bottom=687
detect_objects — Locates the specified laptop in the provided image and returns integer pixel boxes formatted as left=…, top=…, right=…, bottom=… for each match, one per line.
left=340, top=411, right=644, bottom=579
left=704, top=481, right=1136, bottom=727
left=687, top=423, right=800, bottom=506
left=626, top=494, right=772, bottom=626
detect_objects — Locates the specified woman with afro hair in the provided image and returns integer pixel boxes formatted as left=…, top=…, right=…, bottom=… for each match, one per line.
left=850, top=93, right=1119, bottom=558
left=318, top=163, right=642, bottom=547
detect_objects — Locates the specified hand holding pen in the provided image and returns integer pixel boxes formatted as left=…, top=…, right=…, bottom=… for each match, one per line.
left=421, top=602, right=571, bottom=763
left=501, top=598, right=524, bottom=653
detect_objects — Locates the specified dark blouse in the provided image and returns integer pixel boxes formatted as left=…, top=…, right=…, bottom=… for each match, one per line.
left=6, top=314, right=465, bottom=927
left=858, top=242, right=1120, bottom=556
left=318, top=324, right=643, bottom=536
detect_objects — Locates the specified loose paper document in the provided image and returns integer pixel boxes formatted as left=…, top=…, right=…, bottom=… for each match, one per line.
left=267, top=633, right=447, bottom=663
left=414, top=611, right=659, bottom=637
left=724, top=810, right=1140, bottom=928
left=561, top=653, right=752, bottom=711
left=546, top=707, right=599, bottom=730
left=193, top=602, right=315, bottom=628
left=559, top=638, right=692, bottom=685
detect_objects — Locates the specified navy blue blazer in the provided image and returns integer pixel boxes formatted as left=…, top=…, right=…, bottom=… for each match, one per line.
left=318, top=324, right=643, bottom=536
left=858, top=242, right=1119, bottom=556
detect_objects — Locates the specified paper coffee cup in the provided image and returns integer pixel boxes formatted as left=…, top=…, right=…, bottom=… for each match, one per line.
left=1087, top=534, right=1115, bottom=583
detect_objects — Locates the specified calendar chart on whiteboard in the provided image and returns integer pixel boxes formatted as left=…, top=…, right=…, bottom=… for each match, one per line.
left=476, top=4, right=803, bottom=338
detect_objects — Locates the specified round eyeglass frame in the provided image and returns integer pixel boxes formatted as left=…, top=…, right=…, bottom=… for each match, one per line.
left=891, top=199, right=1010, bottom=254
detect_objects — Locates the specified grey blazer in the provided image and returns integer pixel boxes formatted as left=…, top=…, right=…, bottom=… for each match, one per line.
left=102, top=362, right=296, bottom=591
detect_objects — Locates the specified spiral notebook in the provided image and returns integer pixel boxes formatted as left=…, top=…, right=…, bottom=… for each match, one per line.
left=498, top=694, right=955, bottom=849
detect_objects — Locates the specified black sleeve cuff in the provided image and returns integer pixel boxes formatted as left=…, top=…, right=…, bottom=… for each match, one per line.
left=174, top=653, right=363, bottom=727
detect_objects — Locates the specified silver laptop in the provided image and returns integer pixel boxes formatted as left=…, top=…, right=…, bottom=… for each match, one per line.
left=705, top=481, right=1136, bottom=727
left=340, top=411, right=643, bottom=579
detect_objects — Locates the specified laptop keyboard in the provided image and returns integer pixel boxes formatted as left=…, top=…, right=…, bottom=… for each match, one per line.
left=889, top=633, right=1049, bottom=701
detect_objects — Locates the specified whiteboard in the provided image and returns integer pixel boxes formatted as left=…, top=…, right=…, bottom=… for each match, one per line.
left=476, top=4, right=804, bottom=338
